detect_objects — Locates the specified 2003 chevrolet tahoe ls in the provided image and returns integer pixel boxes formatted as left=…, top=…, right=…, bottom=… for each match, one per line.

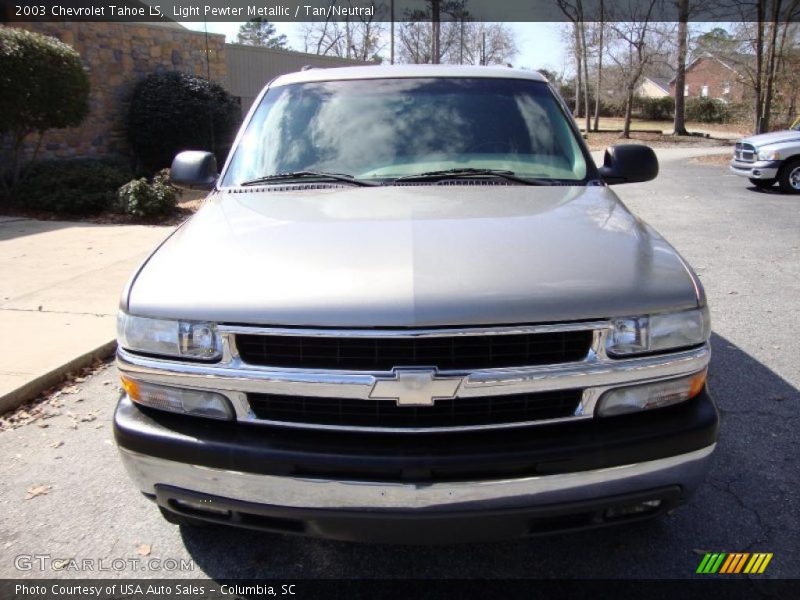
left=113, top=65, right=718, bottom=543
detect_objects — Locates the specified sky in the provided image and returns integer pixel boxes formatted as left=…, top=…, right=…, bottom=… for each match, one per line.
left=183, top=21, right=569, bottom=72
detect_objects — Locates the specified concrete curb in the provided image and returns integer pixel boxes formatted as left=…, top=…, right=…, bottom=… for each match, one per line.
left=0, top=340, right=117, bottom=415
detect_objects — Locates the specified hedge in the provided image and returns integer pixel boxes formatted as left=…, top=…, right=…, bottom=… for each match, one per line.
left=127, top=71, right=240, bottom=173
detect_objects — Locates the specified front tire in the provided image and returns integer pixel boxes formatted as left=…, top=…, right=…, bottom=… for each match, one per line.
left=749, top=177, right=776, bottom=189
left=778, top=158, right=800, bottom=194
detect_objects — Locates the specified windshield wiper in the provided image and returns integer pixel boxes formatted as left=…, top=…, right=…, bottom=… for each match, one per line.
left=393, top=168, right=552, bottom=185
left=240, top=171, right=378, bottom=187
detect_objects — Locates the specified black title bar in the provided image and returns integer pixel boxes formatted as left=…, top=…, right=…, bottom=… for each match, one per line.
left=3, top=0, right=800, bottom=23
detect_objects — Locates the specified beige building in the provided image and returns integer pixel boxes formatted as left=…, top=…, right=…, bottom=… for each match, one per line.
left=636, top=77, right=671, bottom=99
left=226, top=43, right=374, bottom=115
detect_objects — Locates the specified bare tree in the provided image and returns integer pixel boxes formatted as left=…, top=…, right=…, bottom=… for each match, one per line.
left=397, top=7, right=516, bottom=65
left=556, top=1, right=594, bottom=131
left=456, top=22, right=518, bottom=65
left=672, top=0, right=690, bottom=135
left=301, top=1, right=386, bottom=61
left=397, top=19, right=459, bottom=63
left=588, top=3, right=606, bottom=132
left=728, top=0, right=800, bottom=133
left=605, top=0, right=666, bottom=138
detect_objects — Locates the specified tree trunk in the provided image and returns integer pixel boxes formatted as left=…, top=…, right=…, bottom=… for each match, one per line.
left=431, top=0, right=441, bottom=64
left=761, top=1, right=782, bottom=133
left=573, top=22, right=582, bottom=117
left=390, top=0, right=395, bottom=64
left=754, top=1, right=765, bottom=133
left=622, top=89, right=634, bottom=138
left=593, top=3, right=604, bottom=132
left=673, top=0, right=689, bottom=135
left=581, top=20, right=591, bottom=132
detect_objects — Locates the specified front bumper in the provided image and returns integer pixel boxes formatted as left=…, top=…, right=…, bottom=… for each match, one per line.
left=115, top=390, right=719, bottom=542
left=729, top=159, right=781, bottom=179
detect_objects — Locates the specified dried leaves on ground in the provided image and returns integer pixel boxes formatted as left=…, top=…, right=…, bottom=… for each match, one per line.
left=25, top=484, right=52, bottom=500
left=689, top=153, right=732, bottom=166
left=584, top=131, right=734, bottom=152
left=0, top=360, right=110, bottom=432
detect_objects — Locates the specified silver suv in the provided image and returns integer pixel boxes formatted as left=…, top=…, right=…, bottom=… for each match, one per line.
left=114, top=66, right=718, bottom=543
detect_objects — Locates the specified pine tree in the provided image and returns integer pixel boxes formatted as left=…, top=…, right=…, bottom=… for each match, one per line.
left=236, top=19, right=289, bottom=49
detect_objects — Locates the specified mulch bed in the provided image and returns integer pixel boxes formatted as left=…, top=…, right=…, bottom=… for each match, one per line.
left=689, top=153, right=733, bottom=165
left=585, top=131, right=735, bottom=151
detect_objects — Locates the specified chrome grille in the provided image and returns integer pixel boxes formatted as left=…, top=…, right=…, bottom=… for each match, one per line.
left=247, top=389, right=582, bottom=429
left=734, top=142, right=756, bottom=163
left=236, top=330, right=594, bottom=371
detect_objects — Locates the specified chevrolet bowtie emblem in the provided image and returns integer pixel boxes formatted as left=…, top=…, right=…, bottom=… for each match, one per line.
left=369, top=368, right=462, bottom=406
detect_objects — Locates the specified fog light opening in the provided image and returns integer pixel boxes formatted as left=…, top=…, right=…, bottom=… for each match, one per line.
left=604, top=499, right=662, bottom=521
left=170, top=498, right=232, bottom=518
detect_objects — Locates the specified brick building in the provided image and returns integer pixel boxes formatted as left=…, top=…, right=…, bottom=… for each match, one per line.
left=669, top=54, right=750, bottom=103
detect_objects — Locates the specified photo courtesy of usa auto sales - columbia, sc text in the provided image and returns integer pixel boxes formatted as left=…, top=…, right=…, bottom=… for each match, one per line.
left=14, top=584, right=296, bottom=597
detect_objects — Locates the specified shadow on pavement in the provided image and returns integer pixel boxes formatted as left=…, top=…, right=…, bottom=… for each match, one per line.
left=178, top=333, right=799, bottom=579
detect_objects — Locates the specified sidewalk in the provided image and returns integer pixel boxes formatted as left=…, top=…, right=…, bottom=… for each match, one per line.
left=0, top=216, right=173, bottom=412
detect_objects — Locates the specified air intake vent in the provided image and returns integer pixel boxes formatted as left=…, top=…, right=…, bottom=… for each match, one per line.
left=227, top=183, right=348, bottom=193
left=236, top=330, right=594, bottom=371
left=247, top=389, right=583, bottom=429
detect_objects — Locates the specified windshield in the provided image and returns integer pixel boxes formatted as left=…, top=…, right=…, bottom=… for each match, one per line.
left=221, top=77, right=589, bottom=186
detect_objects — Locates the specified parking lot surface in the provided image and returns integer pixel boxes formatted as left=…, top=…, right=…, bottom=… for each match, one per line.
left=1, top=151, right=798, bottom=580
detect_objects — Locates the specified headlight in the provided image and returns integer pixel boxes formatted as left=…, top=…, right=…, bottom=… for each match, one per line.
left=757, top=148, right=781, bottom=161
left=596, top=370, right=707, bottom=417
left=117, top=312, right=221, bottom=360
left=606, top=307, right=709, bottom=356
left=121, top=376, right=234, bottom=420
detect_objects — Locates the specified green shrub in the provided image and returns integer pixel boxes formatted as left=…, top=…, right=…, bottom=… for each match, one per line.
left=127, top=71, right=240, bottom=172
left=17, top=159, right=131, bottom=214
left=0, top=27, right=90, bottom=192
left=685, top=97, right=732, bottom=123
left=598, top=99, right=628, bottom=118
left=637, top=96, right=675, bottom=121
left=116, top=169, right=179, bottom=217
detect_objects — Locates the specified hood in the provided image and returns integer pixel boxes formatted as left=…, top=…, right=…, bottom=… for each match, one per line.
left=126, top=185, right=701, bottom=327
left=740, top=130, right=800, bottom=147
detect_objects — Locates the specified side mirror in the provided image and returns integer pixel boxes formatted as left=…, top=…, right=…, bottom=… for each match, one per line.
left=598, top=144, right=658, bottom=185
left=170, top=151, right=218, bottom=190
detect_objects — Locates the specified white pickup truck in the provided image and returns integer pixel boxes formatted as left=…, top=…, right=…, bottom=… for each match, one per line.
left=730, top=120, right=800, bottom=193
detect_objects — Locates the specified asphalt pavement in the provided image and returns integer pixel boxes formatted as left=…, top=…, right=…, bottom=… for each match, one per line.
left=1, top=150, right=798, bottom=580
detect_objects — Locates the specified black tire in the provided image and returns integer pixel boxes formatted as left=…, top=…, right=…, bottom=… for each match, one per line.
left=749, top=177, right=776, bottom=189
left=159, top=506, right=208, bottom=527
left=777, top=158, right=800, bottom=194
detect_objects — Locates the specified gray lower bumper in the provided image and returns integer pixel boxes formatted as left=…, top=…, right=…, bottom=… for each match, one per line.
left=730, top=160, right=780, bottom=179
left=119, top=444, right=715, bottom=512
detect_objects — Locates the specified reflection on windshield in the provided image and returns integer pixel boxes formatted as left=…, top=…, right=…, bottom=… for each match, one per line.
left=222, top=77, right=588, bottom=186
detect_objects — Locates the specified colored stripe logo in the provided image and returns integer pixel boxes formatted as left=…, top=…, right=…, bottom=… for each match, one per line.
left=697, top=552, right=773, bottom=574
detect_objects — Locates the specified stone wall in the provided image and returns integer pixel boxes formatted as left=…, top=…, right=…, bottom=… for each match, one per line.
left=8, top=22, right=227, bottom=161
